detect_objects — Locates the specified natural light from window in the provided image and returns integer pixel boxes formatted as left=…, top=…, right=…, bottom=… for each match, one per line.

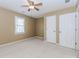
left=15, top=16, right=25, bottom=34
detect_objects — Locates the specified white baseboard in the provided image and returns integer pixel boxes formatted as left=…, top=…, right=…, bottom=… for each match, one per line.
left=0, top=37, right=35, bottom=47
left=0, top=37, right=78, bottom=51
left=44, top=40, right=78, bottom=50
left=0, top=37, right=44, bottom=47
left=34, top=36, right=44, bottom=39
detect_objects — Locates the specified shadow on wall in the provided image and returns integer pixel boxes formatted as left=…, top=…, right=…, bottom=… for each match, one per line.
left=35, top=17, right=44, bottom=37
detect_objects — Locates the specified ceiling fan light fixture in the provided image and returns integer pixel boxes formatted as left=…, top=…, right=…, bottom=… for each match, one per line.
left=29, top=6, right=34, bottom=9
left=22, top=0, right=42, bottom=11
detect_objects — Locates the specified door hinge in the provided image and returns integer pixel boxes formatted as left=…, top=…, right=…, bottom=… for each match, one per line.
left=75, top=42, right=77, bottom=45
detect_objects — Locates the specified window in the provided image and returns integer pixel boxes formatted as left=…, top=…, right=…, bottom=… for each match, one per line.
left=15, top=16, right=25, bottom=34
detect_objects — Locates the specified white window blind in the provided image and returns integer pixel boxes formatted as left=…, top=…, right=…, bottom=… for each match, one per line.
left=15, top=16, right=25, bottom=34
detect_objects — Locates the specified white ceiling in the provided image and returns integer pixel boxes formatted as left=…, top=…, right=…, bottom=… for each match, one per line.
left=0, top=0, right=77, bottom=18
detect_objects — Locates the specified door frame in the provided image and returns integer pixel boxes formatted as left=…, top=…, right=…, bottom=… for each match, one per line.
left=44, top=15, right=59, bottom=45
left=59, top=12, right=76, bottom=49
left=75, top=0, right=79, bottom=50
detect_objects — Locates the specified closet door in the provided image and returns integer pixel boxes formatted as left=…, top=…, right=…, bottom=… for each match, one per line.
left=59, top=12, right=76, bottom=49
left=46, top=16, right=56, bottom=43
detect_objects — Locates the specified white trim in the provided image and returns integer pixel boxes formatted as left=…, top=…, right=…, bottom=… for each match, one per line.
left=0, top=37, right=78, bottom=51
left=15, top=16, right=25, bottom=35
left=76, top=1, right=79, bottom=51
left=0, top=37, right=34, bottom=48
left=34, top=36, right=44, bottom=39
left=44, top=40, right=77, bottom=50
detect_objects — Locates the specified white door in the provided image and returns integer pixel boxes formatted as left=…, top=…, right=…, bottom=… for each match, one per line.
left=46, top=16, right=56, bottom=43
left=59, top=12, right=76, bottom=49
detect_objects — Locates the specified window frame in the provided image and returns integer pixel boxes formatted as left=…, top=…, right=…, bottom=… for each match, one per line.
left=15, top=16, right=25, bottom=35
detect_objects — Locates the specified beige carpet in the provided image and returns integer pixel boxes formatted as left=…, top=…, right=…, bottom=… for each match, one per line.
left=0, top=37, right=78, bottom=58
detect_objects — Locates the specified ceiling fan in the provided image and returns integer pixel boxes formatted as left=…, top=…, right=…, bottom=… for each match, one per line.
left=22, top=0, right=43, bottom=11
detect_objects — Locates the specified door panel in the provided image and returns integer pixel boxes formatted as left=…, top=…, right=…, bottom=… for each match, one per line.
left=59, top=13, right=76, bottom=49
left=46, top=16, right=56, bottom=43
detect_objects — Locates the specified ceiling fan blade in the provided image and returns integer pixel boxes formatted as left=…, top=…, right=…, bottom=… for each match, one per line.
left=28, top=8, right=30, bottom=11
left=31, top=1, right=34, bottom=5
left=22, top=5, right=29, bottom=7
left=34, top=7, right=39, bottom=11
left=27, top=0, right=31, bottom=5
left=34, top=3, right=42, bottom=6
left=27, top=0, right=34, bottom=5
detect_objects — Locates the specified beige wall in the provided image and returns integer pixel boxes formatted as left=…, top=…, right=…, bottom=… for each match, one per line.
left=0, top=6, right=76, bottom=45
left=44, top=6, right=76, bottom=44
left=0, top=7, right=35, bottom=44
left=45, top=7, right=76, bottom=16
left=35, top=17, right=44, bottom=37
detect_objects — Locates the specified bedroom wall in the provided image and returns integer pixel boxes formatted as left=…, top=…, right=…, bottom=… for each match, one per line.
left=0, top=6, right=76, bottom=45
left=35, top=17, right=44, bottom=37
left=0, top=7, right=35, bottom=44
